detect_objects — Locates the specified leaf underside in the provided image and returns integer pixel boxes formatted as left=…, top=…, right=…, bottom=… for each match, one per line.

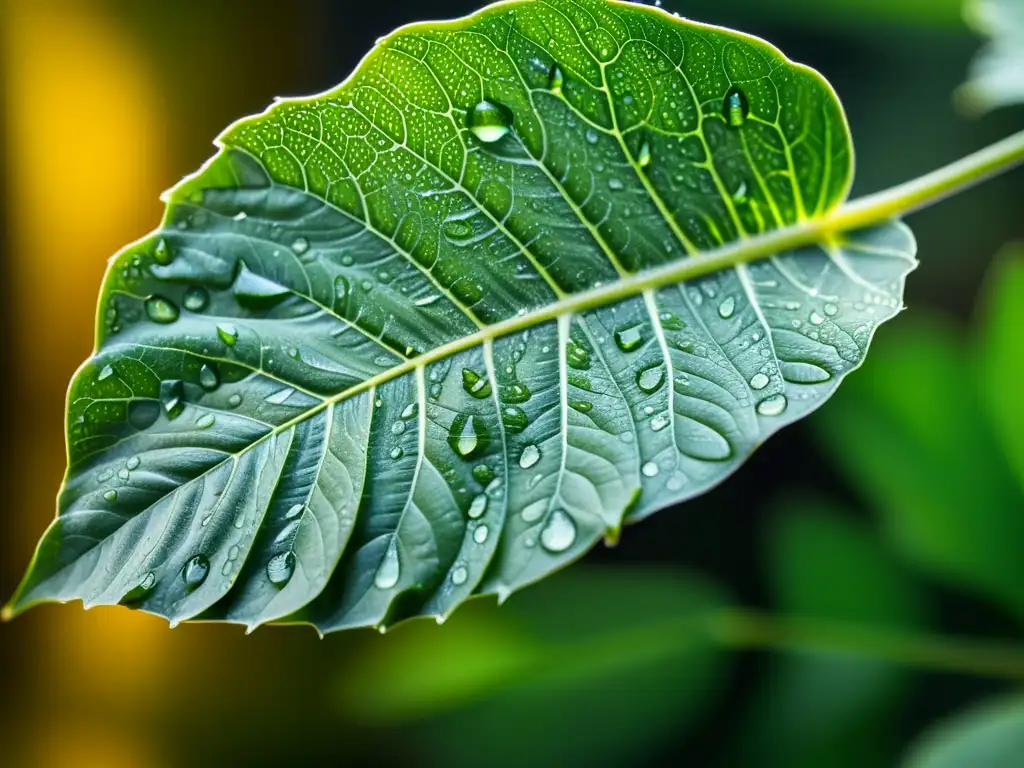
left=7, top=0, right=916, bottom=632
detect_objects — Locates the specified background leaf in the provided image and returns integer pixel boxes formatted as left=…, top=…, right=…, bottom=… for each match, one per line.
left=338, top=568, right=728, bottom=768
left=735, top=500, right=927, bottom=767
left=902, top=696, right=1024, bottom=768
left=957, top=0, right=1024, bottom=114
left=6, top=0, right=916, bottom=633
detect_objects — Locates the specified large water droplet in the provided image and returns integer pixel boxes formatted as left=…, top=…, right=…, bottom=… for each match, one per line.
left=468, top=493, right=488, bottom=519
left=718, top=296, right=736, bottom=319
left=757, top=393, right=788, bottom=417
left=615, top=323, right=645, bottom=352
left=451, top=564, right=469, bottom=586
left=566, top=342, right=590, bottom=370
left=160, top=379, right=185, bottom=420
left=642, top=461, right=660, bottom=478
left=749, top=372, right=770, bottom=391
left=540, top=510, right=577, bottom=553
left=291, top=237, right=309, bottom=254
left=473, top=524, right=489, bottom=544
left=548, top=63, right=564, bottom=95
left=519, top=444, right=541, bottom=469
left=499, top=405, right=527, bottom=433
left=723, top=86, right=750, bottom=127
left=199, top=364, right=219, bottom=391
left=636, top=364, right=666, bottom=394
left=182, top=554, right=210, bottom=590
left=473, top=464, right=495, bottom=484
left=195, top=413, right=216, bottom=430
left=569, top=400, right=593, bottom=414
left=183, top=286, right=209, bottom=312
left=153, top=238, right=173, bottom=265
left=217, top=323, right=238, bottom=346
left=145, top=296, right=179, bottom=324
left=126, top=456, right=141, bottom=470
left=502, top=381, right=531, bottom=403
left=467, top=100, right=513, bottom=143
left=461, top=368, right=492, bottom=399
left=374, top=539, right=400, bottom=589
left=267, top=551, right=295, bottom=587
left=103, top=489, right=118, bottom=503
left=448, top=414, right=489, bottom=459
left=234, top=263, right=291, bottom=309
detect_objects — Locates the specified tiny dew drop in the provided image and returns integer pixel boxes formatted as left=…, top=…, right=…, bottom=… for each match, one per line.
left=614, top=323, right=645, bottom=352
left=266, top=551, right=296, bottom=587
left=126, top=456, right=141, bottom=470
left=636, top=364, right=666, bottom=394
left=467, top=100, right=513, bottom=143
left=451, top=565, right=469, bottom=586
left=285, top=503, right=305, bottom=520
left=824, top=303, right=839, bottom=317
left=473, top=524, right=489, bottom=544
left=642, top=461, right=660, bottom=478
left=145, top=296, right=180, bottom=324
left=227, top=393, right=243, bottom=408
left=199, top=364, right=219, bottom=391
left=374, top=538, right=400, bottom=589
left=569, top=400, right=593, bottom=414
left=723, top=86, right=750, bottom=127
left=540, top=510, right=577, bottom=553
left=98, top=365, right=114, bottom=382
left=217, top=323, right=239, bottom=346
left=401, top=403, right=418, bottom=420
left=757, top=393, right=788, bottom=417
left=659, top=312, right=685, bottom=331
left=502, top=405, right=529, bottom=433
left=637, top=138, right=652, bottom=169
left=103, top=489, right=118, bottom=503
left=183, top=286, right=209, bottom=312
left=461, top=368, right=492, bottom=399
left=519, top=444, right=541, bottom=469
left=195, top=413, right=216, bottom=430
left=291, top=237, right=309, bottom=254
left=502, top=381, right=531, bottom=403
left=390, top=446, right=404, bottom=460
left=548, top=63, right=564, bottom=95
left=650, top=412, right=671, bottom=432
left=182, top=554, right=210, bottom=590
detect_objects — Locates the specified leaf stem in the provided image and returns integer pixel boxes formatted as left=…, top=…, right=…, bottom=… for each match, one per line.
left=707, top=608, right=1024, bottom=681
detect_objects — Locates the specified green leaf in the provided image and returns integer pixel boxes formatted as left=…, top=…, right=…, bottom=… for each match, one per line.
left=814, top=317, right=1024, bottom=619
left=902, top=697, right=1024, bottom=768
left=736, top=501, right=926, bottom=767
left=5, top=0, right=916, bottom=632
left=978, top=246, right=1024, bottom=495
left=338, top=568, right=727, bottom=768
left=957, top=0, right=1024, bottom=113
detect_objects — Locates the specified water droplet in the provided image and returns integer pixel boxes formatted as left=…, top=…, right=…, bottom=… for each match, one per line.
left=585, top=128, right=599, bottom=145
left=650, top=412, right=671, bottom=432
left=502, top=381, right=531, bottom=403
left=291, top=237, right=309, bottom=254
left=448, top=414, right=489, bottom=459
left=374, top=539, right=400, bottom=589
left=750, top=373, right=770, bottom=391
left=233, top=264, right=290, bottom=309
left=781, top=362, right=832, bottom=384
left=467, top=100, right=513, bottom=143
left=199, top=364, right=219, bottom=391
left=195, top=413, right=216, bottom=430
left=566, top=342, right=590, bottom=370
left=732, top=181, right=748, bottom=203
left=391, top=420, right=406, bottom=436
left=228, top=393, right=243, bottom=408
left=451, top=565, right=469, bottom=585
left=473, top=464, right=495, bottom=484
left=159, top=379, right=185, bottom=420
left=118, top=467, right=130, bottom=482
left=723, top=86, right=750, bottom=127
left=461, top=368, right=492, bottom=399
left=608, top=178, right=625, bottom=191
left=824, top=303, right=839, bottom=317
left=569, top=400, right=593, bottom=414
left=637, top=138, right=652, bottom=168
left=615, top=323, right=645, bottom=352
left=468, top=493, right=489, bottom=519
left=718, top=296, right=736, bottom=319
left=126, top=456, right=140, bottom=471
left=473, top=524, right=489, bottom=544
left=809, top=311, right=826, bottom=326
left=757, top=393, right=788, bottom=417
left=128, top=400, right=161, bottom=430
left=153, top=238, right=173, bottom=265
left=145, top=296, right=179, bottom=324
left=285, top=504, right=304, bottom=520
left=659, top=312, right=686, bottom=331
left=183, top=286, right=209, bottom=312
left=103, top=489, right=118, bottom=503
left=519, top=444, right=541, bottom=469
left=119, top=571, right=157, bottom=607
left=540, top=510, right=577, bottom=553
left=217, top=323, right=238, bottom=346
left=636, top=364, right=666, bottom=394
left=182, top=554, right=210, bottom=590
left=497, top=405, right=527, bottom=433
left=98, top=364, right=114, bottom=382
left=548, top=63, right=564, bottom=95
left=444, top=219, right=473, bottom=241
left=390, top=446, right=404, bottom=460
left=642, top=461, right=660, bottom=478
left=267, top=551, right=295, bottom=587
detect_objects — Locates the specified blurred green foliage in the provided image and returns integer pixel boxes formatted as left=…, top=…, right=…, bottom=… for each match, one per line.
left=903, top=696, right=1024, bottom=767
